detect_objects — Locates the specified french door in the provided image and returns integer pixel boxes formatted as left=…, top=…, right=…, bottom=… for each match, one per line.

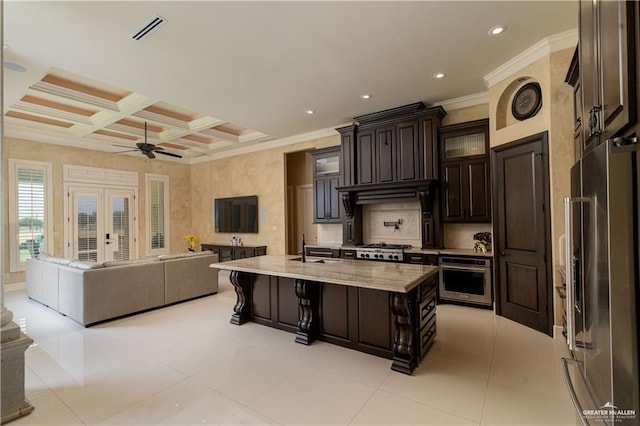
left=65, top=184, right=137, bottom=262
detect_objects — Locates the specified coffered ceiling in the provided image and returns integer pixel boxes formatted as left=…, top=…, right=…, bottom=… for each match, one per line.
left=3, top=1, right=578, bottom=163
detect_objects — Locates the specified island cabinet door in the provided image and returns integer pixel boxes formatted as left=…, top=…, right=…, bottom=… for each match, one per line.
left=318, top=284, right=394, bottom=359
left=250, top=275, right=299, bottom=333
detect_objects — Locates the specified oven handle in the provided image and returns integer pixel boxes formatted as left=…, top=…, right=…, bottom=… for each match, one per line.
left=440, top=265, right=488, bottom=273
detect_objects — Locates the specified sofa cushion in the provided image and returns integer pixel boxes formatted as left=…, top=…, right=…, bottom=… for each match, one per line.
left=102, top=259, right=157, bottom=267
left=157, top=250, right=214, bottom=261
left=68, top=260, right=104, bottom=270
left=37, top=253, right=72, bottom=266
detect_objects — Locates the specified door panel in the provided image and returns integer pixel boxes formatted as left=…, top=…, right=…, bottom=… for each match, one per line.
left=397, top=121, right=419, bottom=181
left=357, top=131, right=375, bottom=184
left=105, top=189, right=135, bottom=261
left=502, top=153, right=538, bottom=252
left=468, top=159, right=490, bottom=221
left=376, top=127, right=395, bottom=183
left=72, top=189, right=102, bottom=262
left=494, top=132, right=552, bottom=335
left=442, top=163, right=463, bottom=221
left=505, top=262, right=540, bottom=311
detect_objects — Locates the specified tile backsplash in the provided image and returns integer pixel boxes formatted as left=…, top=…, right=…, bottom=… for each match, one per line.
left=443, top=223, right=493, bottom=250
left=317, top=223, right=342, bottom=245
left=363, top=202, right=422, bottom=247
left=316, top=202, right=493, bottom=250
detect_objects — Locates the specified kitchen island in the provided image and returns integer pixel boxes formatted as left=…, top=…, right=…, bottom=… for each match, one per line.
left=210, top=255, right=438, bottom=374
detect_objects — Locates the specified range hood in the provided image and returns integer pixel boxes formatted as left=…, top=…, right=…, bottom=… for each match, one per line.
left=336, top=179, right=436, bottom=217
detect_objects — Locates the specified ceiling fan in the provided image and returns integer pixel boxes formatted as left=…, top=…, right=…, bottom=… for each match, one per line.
left=113, top=122, right=182, bottom=159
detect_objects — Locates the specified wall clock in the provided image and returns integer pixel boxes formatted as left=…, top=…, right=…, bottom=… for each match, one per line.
left=511, top=82, right=542, bottom=121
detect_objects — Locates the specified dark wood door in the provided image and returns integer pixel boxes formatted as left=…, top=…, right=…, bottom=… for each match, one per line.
left=357, top=130, right=375, bottom=184
left=396, top=120, right=420, bottom=181
left=442, top=162, right=464, bottom=221
left=493, top=132, right=552, bottom=335
left=598, top=0, right=635, bottom=141
left=467, top=158, right=491, bottom=222
left=375, top=126, right=395, bottom=183
left=314, top=178, right=327, bottom=221
left=579, top=0, right=599, bottom=149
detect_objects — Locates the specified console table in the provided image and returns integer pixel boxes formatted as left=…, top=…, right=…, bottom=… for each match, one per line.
left=201, top=244, right=266, bottom=262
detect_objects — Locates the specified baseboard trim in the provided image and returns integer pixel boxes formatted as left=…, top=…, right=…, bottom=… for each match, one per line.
left=4, top=282, right=25, bottom=293
left=553, top=325, right=565, bottom=340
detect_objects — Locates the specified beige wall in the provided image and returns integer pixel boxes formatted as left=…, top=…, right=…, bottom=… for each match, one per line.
left=3, top=137, right=192, bottom=284
left=190, top=135, right=339, bottom=255
left=488, top=48, right=575, bottom=327
left=442, top=103, right=489, bottom=126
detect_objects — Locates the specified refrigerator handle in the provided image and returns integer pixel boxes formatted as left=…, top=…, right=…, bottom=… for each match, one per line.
left=561, top=358, right=589, bottom=426
left=564, top=197, right=588, bottom=350
left=564, top=197, right=577, bottom=350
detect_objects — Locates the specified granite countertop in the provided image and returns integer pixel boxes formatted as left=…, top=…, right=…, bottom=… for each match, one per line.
left=210, top=255, right=438, bottom=293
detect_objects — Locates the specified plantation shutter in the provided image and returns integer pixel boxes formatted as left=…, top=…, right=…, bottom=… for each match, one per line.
left=150, top=179, right=165, bottom=250
left=16, top=167, right=46, bottom=262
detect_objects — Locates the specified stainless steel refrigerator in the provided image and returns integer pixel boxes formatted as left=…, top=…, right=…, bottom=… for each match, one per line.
left=563, top=140, right=639, bottom=425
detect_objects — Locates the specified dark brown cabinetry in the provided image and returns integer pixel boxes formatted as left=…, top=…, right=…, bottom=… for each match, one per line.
left=579, top=0, right=636, bottom=152
left=439, top=119, right=491, bottom=223
left=201, top=244, right=266, bottom=261
left=318, top=273, right=438, bottom=364
left=337, top=103, right=446, bottom=249
left=304, top=246, right=339, bottom=258
left=403, top=252, right=437, bottom=265
left=311, top=147, right=342, bottom=223
left=355, top=117, right=425, bottom=185
left=565, top=47, right=583, bottom=161
left=339, top=249, right=357, bottom=259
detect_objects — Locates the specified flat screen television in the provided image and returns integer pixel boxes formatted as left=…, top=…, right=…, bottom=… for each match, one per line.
left=214, top=195, right=258, bottom=233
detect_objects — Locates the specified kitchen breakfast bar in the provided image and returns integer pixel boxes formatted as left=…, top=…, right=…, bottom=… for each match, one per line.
left=210, top=255, right=438, bottom=374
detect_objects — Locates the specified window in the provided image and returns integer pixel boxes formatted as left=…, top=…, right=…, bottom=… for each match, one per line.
left=9, top=159, right=53, bottom=272
left=145, top=174, right=170, bottom=255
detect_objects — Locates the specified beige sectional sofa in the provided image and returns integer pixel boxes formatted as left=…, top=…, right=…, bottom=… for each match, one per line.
left=26, top=251, right=219, bottom=326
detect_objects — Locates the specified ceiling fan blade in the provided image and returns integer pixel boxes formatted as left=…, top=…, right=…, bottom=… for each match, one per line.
left=156, top=150, right=183, bottom=158
left=113, top=144, right=135, bottom=149
left=145, top=151, right=156, bottom=159
left=112, top=149, right=139, bottom=154
left=152, top=145, right=165, bottom=151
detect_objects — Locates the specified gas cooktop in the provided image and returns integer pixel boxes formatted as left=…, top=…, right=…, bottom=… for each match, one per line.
left=356, top=243, right=412, bottom=262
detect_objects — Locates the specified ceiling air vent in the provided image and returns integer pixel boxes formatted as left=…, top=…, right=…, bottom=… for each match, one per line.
left=131, top=15, right=166, bottom=41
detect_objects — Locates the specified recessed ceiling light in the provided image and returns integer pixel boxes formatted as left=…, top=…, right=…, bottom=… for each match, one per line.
left=433, top=72, right=446, bottom=79
left=305, top=110, right=315, bottom=115
left=489, top=25, right=506, bottom=36
left=360, top=94, right=372, bottom=99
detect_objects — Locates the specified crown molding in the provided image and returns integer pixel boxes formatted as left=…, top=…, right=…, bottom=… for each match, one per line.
left=433, top=92, right=488, bottom=111
left=189, top=125, right=345, bottom=164
left=483, top=28, right=578, bottom=88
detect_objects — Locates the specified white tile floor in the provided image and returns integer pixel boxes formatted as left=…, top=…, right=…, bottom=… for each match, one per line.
left=5, top=272, right=577, bottom=425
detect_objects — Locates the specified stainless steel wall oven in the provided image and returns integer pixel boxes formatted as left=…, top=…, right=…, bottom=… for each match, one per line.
left=439, top=256, right=492, bottom=307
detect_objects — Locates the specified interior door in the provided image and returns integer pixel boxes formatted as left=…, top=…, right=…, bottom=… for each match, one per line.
left=66, top=185, right=136, bottom=262
left=493, top=132, right=553, bottom=335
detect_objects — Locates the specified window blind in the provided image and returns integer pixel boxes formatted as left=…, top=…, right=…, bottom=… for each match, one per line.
left=149, top=179, right=165, bottom=250
left=17, top=168, right=46, bottom=262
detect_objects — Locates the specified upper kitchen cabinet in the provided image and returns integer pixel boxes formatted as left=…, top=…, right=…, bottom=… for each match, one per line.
left=312, top=146, right=342, bottom=223
left=580, top=0, right=637, bottom=152
left=343, top=103, right=446, bottom=186
left=439, top=118, right=491, bottom=223
left=565, top=47, right=583, bottom=161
